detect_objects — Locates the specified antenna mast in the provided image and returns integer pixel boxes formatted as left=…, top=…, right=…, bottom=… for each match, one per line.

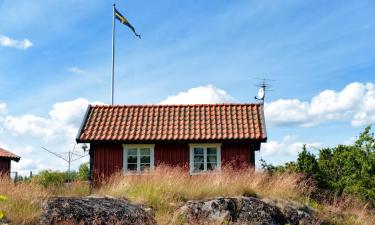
left=254, top=78, right=273, bottom=104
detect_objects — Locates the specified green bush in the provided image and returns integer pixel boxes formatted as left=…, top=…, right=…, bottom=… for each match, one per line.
left=32, top=170, right=65, bottom=187
left=78, top=162, right=89, bottom=180
left=262, top=125, right=375, bottom=207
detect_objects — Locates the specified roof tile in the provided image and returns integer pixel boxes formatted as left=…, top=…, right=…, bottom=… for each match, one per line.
left=77, top=104, right=267, bottom=142
left=0, top=147, right=20, bottom=162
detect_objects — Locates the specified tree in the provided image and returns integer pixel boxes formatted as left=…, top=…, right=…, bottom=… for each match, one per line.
left=78, top=162, right=89, bottom=180
left=263, top=126, right=375, bottom=206
left=296, top=145, right=319, bottom=176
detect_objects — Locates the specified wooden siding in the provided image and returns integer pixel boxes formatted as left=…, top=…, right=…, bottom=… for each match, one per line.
left=155, top=142, right=189, bottom=167
left=0, top=158, right=10, bottom=176
left=91, top=141, right=257, bottom=182
left=92, top=143, right=123, bottom=181
left=221, top=142, right=255, bottom=168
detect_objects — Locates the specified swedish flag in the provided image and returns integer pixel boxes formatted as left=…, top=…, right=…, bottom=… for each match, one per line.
left=115, top=8, right=141, bottom=39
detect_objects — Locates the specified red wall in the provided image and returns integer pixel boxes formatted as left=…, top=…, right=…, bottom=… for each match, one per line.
left=221, top=142, right=255, bottom=168
left=91, top=141, right=257, bottom=181
left=92, top=143, right=123, bottom=181
left=155, top=142, right=189, bottom=167
left=0, top=159, right=10, bottom=176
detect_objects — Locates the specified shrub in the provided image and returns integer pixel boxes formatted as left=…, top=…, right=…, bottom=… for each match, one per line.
left=32, top=170, right=65, bottom=187
left=78, top=162, right=89, bottom=181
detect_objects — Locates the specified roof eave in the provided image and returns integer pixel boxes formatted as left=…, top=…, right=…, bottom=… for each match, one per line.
left=75, top=105, right=92, bottom=143
left=76, top=138, right=268, bottom=144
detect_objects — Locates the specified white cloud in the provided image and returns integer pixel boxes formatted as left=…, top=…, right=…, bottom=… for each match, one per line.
left=2, top=98, right=101, bottom=174
left=0, top=34, right=32, bottom=49
left=160, top=85, right=235, bottom=104
left=266, top=82, right=375, bottom=127
left=4, top=98, right=102, bottom=143
left=67, top=67, right=84, bottom=74
left=260, top=135, right=321, bottom=157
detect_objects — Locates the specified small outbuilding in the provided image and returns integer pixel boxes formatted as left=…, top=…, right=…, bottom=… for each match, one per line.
left=76, top=103, right=267, bottom=182
left=0, top=147, right=20, bottom=177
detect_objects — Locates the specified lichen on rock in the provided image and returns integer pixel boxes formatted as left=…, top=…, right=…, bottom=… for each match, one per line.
left=38, top=197, right=156, bottom=225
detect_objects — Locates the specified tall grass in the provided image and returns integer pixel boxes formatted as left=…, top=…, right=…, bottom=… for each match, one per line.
left=95, top=165, right=313, bottom=223
left=0, top=167, right=373, bottom=225
left=0, top=175, right=89, bottom=225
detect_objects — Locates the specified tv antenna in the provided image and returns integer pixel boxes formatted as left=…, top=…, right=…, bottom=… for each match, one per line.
left=254, top=78, right=273, bottom=104
left=41, top=143, right=89, bottom=183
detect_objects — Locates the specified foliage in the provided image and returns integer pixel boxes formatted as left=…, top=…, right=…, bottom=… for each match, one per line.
left=262, top=125, right=375, bottom=207
left=32, top=170, right=65, bottom=187
left=78, top=162, right=89, bottom=181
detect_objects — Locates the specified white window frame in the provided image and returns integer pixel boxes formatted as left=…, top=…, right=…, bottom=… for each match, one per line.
left=123, top=144, right=155, bottom=173
left=189, top=143, right=221, bottom=174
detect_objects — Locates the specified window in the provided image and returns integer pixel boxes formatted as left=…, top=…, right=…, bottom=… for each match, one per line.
left=123, top=144, right=154, bottom=173
left=189, top=144, right=221, bottom=174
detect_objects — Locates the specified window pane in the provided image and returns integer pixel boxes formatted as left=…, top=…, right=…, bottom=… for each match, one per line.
left=140, top=148, right=150, bottom=156
left=194, top=155, right=204, bottom=163
left=207, top=147, right=217, bottom=155
left=128, top=149, right=137, bottom=155
left=194, top=147, right=204, bottom=155
left=141, top=155, right=150, bottom=164
left=127, top=155, right=137, bottom=164
left=140, top=164, right=150, bottom=171
left=207, top=163, right=217, bottom=171
left=207, top=155, right=217, bottom=163
left=127, top=163, right=137, bottom=171
left=194, top=162, right=204, bottom=172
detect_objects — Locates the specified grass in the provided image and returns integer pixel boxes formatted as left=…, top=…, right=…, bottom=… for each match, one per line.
left=0, top=167, right=374, bottom=225
left=94, top=165, right=314, bottom=224
left=0, top=175, right=89, bottom=225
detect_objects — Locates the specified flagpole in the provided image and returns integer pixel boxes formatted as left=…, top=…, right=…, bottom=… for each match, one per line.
left=111, top=3, right=116, bottom=105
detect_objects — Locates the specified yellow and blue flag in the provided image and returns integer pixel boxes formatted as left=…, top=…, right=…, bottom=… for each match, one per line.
left=115, top=8, right=141, bottom=39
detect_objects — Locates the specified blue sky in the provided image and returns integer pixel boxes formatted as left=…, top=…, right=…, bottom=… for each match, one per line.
left=0, top=0, right=374, bottom=174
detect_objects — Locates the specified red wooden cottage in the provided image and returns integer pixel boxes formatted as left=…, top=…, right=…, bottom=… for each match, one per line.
left=0, top=147, right=20, bottom=177
left=76, top=103, right=267, bottom=181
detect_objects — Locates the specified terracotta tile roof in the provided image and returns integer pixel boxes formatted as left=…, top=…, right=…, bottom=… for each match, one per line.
left=76, top=104, right=267, bottom=142
left=0, top=147, right=20, bottom=162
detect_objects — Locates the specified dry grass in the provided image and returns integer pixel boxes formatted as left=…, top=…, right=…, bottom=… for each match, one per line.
left=95, top=165, right=313, bottom=224
left=1, top=167, right=374, bottom=225
left=0, top=176, right=89, bottom=225
left=318, top=194, right=375, bottom=225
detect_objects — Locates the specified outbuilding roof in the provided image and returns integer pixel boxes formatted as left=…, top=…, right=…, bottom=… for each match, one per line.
left=76, top=103, right=267, bottom=143
left=0, top=147, right=20, bottom=162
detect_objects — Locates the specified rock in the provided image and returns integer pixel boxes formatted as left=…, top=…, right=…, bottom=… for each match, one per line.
left=175, top=197, right=324, bottom=225
left=263, top=198, right=324, bottom=225
left=175, top=197, right=286, bottom=225
left=38, top=197, right=156, bottom=225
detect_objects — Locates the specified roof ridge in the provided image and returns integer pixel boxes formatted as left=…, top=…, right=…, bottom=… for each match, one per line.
left=90, top=103, right=263, bottom=108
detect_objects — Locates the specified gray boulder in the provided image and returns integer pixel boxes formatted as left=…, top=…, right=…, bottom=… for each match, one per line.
left=175, top=197, right=324, bottom=225
left=38, top=197, right=156, bottom=225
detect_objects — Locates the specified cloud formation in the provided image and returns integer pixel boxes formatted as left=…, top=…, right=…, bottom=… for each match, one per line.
left=160, top=85, right=235, bottom=104
left=0, top=34, right=32, bottom=49
left=266, top=82, right=375, bottom=127
left=4, top=98, right=102, bottom=143
left=260, top=135, right=321, bottom=158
